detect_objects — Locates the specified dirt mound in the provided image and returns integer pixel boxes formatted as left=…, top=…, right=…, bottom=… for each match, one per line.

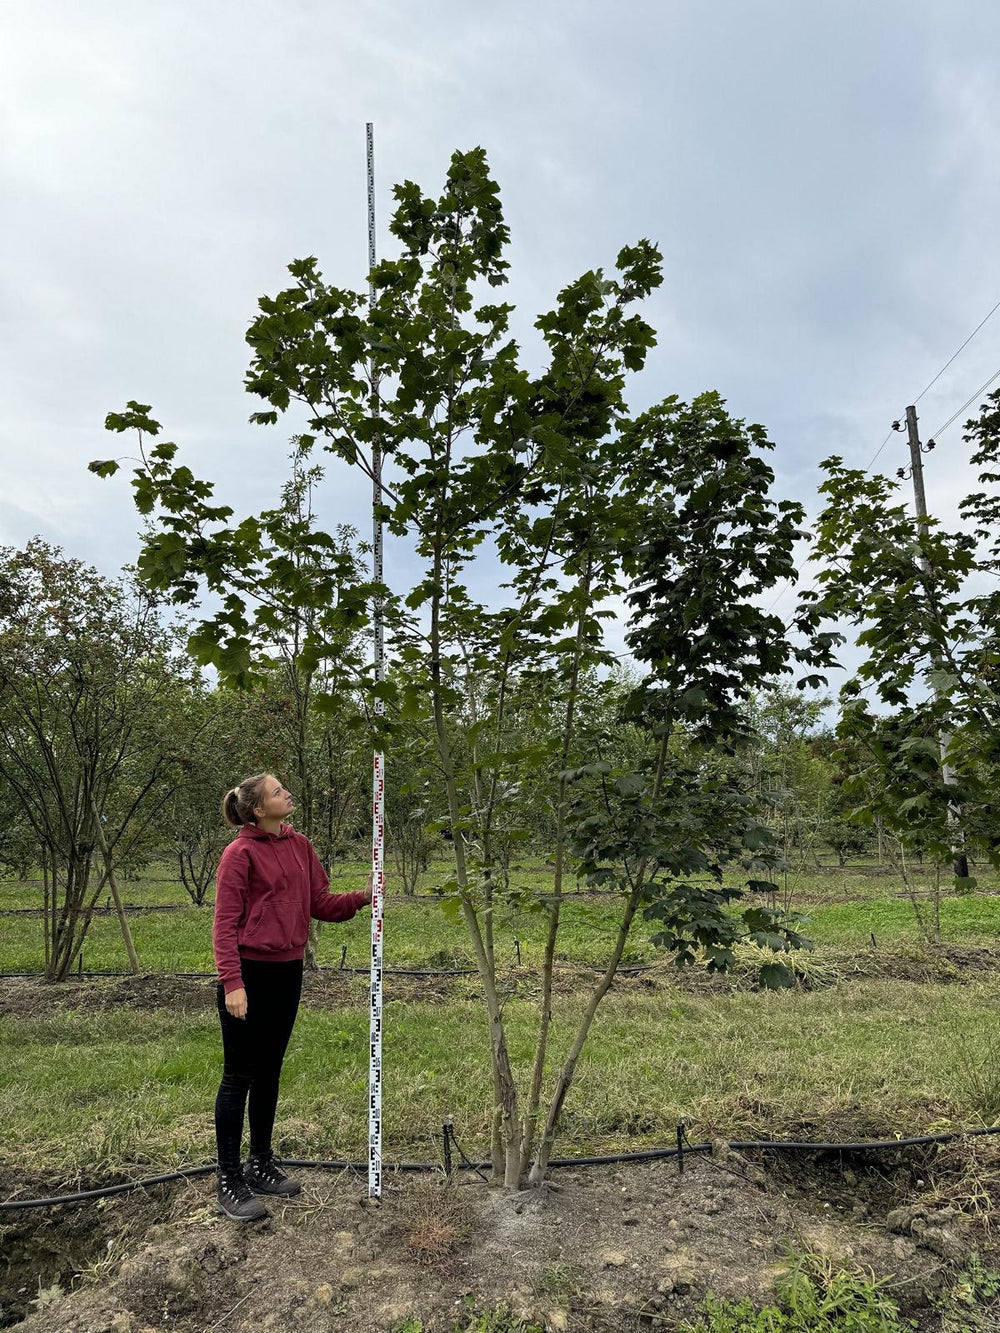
left=0, top=972, right=465, bottom=1023
left=0, top=1173, right=175, bottom=1329
left=844, top=944, right=1000, bottom=984
left=0, top=976, right=216, bottom=1020
left=3, top=1151, right=988, bottom=1332
left=5, top=940, right=999, bottom=1027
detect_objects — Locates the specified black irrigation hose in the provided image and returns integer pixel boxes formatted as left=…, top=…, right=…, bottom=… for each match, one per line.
left=7, top=1124, right=1000, bottom=1213
left=1, top=1166, right=219, bottom=1210
left=730, top=1126, right=1000, bottom=1151
left=2, top=904, right=212, bottom=916
left=0, top=967, right=480, bottom=980
left=0, top=963, right=655, bottom=981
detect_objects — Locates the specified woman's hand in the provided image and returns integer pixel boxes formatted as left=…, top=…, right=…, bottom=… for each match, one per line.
left=226, top=987, right=248, bottom=1019
left=365, top=871, right=375, bottom=905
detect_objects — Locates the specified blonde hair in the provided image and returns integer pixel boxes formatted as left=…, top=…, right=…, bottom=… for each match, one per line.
left=221, top=774, right=271, bottom=827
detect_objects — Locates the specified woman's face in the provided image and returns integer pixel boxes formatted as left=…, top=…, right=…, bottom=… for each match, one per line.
left=254, top=776, right=296, bottom=822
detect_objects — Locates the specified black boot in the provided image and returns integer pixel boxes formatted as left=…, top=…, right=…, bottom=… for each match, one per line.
left=245, top=1149, right=302, bottom=1197
left=216, top=1167, right=268, bottom=1221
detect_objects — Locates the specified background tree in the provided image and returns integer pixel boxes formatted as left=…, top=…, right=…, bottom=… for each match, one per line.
left=163, top=685, right=251, bottom=906
left=806, top=424, right=1000, bottom=884
left=0, top=783, right=36, bottom=881
left=737, top=688, right=846, bottom=872
left=0, top=541, right=193, bottom=979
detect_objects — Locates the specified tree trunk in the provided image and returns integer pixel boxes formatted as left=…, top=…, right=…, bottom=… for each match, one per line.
left=41, top=849, right=50, bottom=975
left=90, top=796, right=140, bottom=975
left=529, top=885, right=642, bottom=1184
left=430, top=541, right=520, bottom=1185
left=49, top=851, right=107, bottom=980
left=528, top=728, right=670, bottom=1184
left=178, top=847, right=195, bottom=904
left=519, top=557, right=591, bottom=1179
left=196, top=841, right=217, bottom=906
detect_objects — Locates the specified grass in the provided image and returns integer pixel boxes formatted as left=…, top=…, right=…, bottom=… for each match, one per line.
left=3, top=970, right=1000, bottom=1180
left=5, top=857, right=1000, bottom=974
left=395, top=1304, right=544, bottom=1333
left=4, top=859, right=1000, bottom=1182
left=681, top=1250, right=1000, bottom=1332
left=0, top=882, right=663, bottom=974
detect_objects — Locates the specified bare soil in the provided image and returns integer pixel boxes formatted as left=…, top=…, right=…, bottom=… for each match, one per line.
left=2, top=1147, right=996, bottom=1332
left=825, top=943, right=1000, bottom=986
left=0, top=973, right=460, bottom=1021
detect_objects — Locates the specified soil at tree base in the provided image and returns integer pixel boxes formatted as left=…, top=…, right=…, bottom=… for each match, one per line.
left=2, top=1149, right=994, bottom=1332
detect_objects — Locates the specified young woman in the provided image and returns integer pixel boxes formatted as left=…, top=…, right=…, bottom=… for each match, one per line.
left=212, top=773, right=372, bottom=1221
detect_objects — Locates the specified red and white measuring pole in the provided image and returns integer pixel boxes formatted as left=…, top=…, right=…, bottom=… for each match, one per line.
left=366, top=121, right=385, bottom=1200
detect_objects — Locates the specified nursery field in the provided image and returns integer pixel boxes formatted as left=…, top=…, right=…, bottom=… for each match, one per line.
left=3, top=858, right=1000, bottom=1178
left=5, top=862, right=1000, bottom=1331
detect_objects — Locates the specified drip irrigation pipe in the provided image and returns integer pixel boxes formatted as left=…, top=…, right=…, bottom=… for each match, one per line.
left=0, top=967, right=479, bottom=980
left=0, top=963, right=656, bottom=982
left=6, top=1124, right=1000, bottom=1213
left=1, top=904, right=214, bottom=916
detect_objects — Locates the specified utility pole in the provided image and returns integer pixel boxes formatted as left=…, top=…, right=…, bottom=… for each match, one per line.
left=903, top=405, right=969, bottom=880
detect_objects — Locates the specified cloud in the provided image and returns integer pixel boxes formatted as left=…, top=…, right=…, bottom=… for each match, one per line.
left=3, top=0, right=1000, bottom=699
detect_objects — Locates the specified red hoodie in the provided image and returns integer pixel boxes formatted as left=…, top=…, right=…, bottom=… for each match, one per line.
left=212, top=823, right=368, bottom=994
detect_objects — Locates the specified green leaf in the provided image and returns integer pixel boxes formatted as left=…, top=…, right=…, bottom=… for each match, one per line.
left=88, top=459, right=121, bottom=477
left=759, top=961, right=796, bottom=990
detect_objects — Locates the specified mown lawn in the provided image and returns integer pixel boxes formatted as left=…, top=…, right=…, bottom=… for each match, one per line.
left=3, top=860, right=999, bottom=973
left=0, top=892, right=662, bottom=973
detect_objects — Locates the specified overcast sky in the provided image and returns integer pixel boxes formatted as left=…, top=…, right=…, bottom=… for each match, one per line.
left=4, top=0, right=1000, bottom=683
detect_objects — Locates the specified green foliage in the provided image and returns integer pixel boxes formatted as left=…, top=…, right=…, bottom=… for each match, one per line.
left=95, top=419, right=373, bottom=696
left=393, top=1299, right=544, bottom=1333
left=682, top=1253, right=915, bottom=1331
left=561, top=401, right=842, bottom=987
left=939, top=1252, right=1000, bottom=1331
left=618, top=396, right=840, bottom=746
left=808, top=406, right=1000, bottom=873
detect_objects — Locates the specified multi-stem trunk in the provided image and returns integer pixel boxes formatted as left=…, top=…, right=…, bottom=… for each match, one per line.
left=42, top=850, right=51, bottom=974
left=90, top=795, right=139, bottom=975
left=461, top=664, right=505, bottom=1177
left=430, top=548, right=521, bottom=1187
left=528, top=883, right=643, bottom=1185
left=528, top=727, right=670, bottom=1184
left=49, top=849, right=105, bottom=980
left=519, top=557, right=592, bottom=1179
left=891, top=838, right=934, bottom=944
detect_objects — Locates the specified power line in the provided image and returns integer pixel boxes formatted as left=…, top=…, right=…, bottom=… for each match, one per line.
left=864, top=426, right=896, bottom=473
left=775, top=366, right=1000, bottom=639
left=867, top=292, right=1000, bottom=470
left=769, top=324, right=1000, bottom=624
left=914, top=295, right=1000, bottom=405
left=927, top=364, right=1000, bottom=443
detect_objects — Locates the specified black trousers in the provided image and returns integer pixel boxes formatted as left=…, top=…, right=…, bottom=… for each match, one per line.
left=214, top=958, right=303, bottom=1171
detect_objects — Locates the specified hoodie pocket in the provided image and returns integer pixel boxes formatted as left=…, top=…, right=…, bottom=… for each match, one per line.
left=242, top=894, right=308, bottom=953
left=240, top=898, right=266, bottom=944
